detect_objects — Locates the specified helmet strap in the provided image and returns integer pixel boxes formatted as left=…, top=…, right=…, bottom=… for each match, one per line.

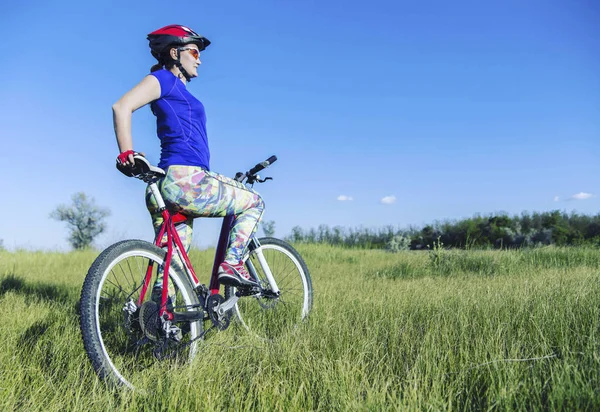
left=175, top=49, right=192, bottom=82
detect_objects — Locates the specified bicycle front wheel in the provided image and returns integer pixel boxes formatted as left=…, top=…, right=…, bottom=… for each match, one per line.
left=225, top=237, right=313, bottom=339
left=79, top=240, right=202, bottom=390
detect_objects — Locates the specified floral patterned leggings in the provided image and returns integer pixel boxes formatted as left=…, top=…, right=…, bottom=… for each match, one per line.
left=146, top=165, right=265, bottom=270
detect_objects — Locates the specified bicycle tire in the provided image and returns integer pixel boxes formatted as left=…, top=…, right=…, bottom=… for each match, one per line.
left=225, top=237, right=313, bottom=339
left=79, top=239, right=202, bottom=389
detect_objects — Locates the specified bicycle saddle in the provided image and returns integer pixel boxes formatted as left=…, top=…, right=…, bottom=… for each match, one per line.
left=116, top=154, right=166, bottom=182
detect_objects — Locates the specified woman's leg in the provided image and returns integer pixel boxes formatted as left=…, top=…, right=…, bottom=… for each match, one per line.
left=160, top=166, right=264, bottom=263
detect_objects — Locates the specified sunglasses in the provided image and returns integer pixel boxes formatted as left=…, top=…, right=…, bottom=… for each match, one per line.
left=178, top=47, right=200, bottom=60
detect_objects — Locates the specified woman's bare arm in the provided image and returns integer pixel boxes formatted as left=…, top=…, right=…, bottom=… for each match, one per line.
left=112, top=75, right=161, bottom=163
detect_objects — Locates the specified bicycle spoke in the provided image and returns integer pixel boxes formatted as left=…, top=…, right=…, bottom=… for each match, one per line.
left=81, top=240, right=203, bottom=389
left=228, top=238, right=312, bottom=339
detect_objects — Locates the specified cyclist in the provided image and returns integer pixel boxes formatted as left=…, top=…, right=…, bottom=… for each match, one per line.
left=113, top=24, right=263, bottom=290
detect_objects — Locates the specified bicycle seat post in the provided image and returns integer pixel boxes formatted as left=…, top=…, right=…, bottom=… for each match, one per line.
left=148, top=182, right=166, bottom=211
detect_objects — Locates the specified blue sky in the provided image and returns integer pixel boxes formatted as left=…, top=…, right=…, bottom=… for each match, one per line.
left=0, top=0, right=598, bottom=251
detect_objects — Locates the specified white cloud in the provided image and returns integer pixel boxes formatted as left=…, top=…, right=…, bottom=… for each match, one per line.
left=553, top=196, right=560, bottom=202
left=337, top=195, right=353, bottom=201
left=569, top=192, right=594, bottom=200
left=380, top=195, right=396, bottom=205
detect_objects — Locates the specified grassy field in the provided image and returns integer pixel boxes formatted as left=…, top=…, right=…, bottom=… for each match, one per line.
left=1, top=244, right=599, bottom=410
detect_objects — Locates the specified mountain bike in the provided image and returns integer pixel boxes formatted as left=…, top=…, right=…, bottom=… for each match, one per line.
left=79, top=154, right=313, bottom=390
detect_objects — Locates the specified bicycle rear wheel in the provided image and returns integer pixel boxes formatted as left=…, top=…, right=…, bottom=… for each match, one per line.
left=79, top=240, right=202, bottom=390
left=225, top=237, right=312, bottom=339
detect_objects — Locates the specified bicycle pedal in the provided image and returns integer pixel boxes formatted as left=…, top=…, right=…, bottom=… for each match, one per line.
left=236, top=286, right=261, bottom=297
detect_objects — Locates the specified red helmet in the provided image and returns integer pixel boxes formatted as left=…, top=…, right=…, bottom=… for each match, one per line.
left=147, top=24, right=211, bottom=59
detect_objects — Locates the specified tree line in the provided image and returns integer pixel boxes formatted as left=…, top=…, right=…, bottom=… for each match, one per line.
left=47, top=192, right=600, bottom=252
left=285, top=210, right=600, bottom=250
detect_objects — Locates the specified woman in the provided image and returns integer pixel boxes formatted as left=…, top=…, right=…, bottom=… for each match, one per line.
left=113, top=24, right=263, bottom=289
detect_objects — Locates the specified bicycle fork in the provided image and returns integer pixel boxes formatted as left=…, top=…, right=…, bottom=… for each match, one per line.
left=246, top=241, right=280, bottom=295
left=209, top=216, right=281, bottom=296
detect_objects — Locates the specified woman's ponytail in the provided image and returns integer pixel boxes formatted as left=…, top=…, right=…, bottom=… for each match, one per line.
left=150, top=63, right=163, bottom=72
left=150, top=48, right=177, bottom=73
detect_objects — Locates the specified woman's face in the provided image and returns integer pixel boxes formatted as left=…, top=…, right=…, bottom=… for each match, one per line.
left=172, top=44, right=201, bottom=78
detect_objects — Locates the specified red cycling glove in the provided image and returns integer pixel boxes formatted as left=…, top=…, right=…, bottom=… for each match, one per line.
left=117, top=150, right=135, bottom=165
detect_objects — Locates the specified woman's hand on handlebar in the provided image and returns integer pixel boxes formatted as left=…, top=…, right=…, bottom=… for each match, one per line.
left=116, top=150, right=145, bottom=167
left=117, top=150, right=135, bottom=167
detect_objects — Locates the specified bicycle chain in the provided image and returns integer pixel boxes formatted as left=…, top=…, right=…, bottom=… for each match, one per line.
left=150, top=292, right=236, bottom=361
left=154, top=323, right=217, bottom=361
left=153, top=298, right=230, bottom=361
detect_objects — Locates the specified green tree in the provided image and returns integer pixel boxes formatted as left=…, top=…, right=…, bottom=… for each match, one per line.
left=50, top=192, right=110, bottom=250
left=289, top=226, right=304, bottom=243
left=262, top=220, right=276, bottom=237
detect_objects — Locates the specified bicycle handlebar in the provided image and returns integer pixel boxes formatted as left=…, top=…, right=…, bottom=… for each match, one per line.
left=117, top=152, right=277, bottom=185
left=248, top=155, right=277, bottom=176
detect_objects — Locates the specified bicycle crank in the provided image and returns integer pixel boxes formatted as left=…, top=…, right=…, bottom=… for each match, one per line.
left=207, top=294, right=232, bottom=330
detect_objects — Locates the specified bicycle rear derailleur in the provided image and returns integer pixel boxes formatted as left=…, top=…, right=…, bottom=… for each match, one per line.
left=138, top=300, right=183, bottom=342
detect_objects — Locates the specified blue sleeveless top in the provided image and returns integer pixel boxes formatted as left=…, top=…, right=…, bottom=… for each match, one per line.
left=150, top=69, right=210, bottom=170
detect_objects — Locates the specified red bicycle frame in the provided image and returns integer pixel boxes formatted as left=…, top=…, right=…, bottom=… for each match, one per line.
left=137, top=207, right=235, bottom=319
left=120, top=153, right=276, bottom=321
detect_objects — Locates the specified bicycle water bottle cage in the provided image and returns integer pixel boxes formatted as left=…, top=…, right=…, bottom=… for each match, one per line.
left=116, top=154, right=166, bottom=183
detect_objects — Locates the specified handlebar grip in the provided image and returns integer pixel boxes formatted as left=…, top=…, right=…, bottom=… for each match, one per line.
left=248, top=155, right=277, bottom=175
left=116, top=154, right=152, bottom=177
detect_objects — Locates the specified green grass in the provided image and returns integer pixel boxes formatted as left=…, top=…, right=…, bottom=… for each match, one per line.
left=1, top=245, right=599, bottom=410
